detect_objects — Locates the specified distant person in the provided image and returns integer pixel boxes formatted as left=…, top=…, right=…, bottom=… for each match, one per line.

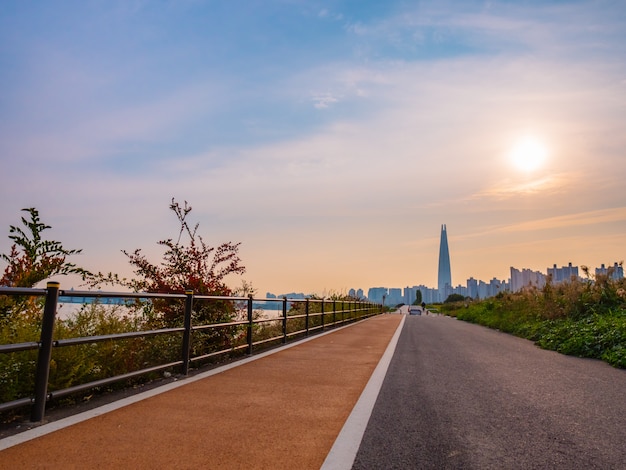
left=421, top=301, right=427, bottom=315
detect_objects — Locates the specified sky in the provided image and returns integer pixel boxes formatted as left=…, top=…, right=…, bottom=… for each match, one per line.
left=1, top=0, right=625, bottom=297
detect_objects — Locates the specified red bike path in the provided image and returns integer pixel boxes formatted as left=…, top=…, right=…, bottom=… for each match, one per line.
left=0, top=314, right=402, bottom=469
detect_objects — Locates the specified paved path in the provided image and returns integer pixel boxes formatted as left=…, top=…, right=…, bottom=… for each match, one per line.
left=3, top=313, right=626, bottom=469
left=0, top=315, right=403, bottom=469
left=353, top=314, right=626, bottom=469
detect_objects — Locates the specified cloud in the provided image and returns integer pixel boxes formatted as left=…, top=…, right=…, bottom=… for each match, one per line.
left=318, top=8, right=343, bottom=21
left=471, top=173, right=579, bottom=200
left=1, top=76, right=224, bottom=166
left=132, top=47, right=626, bottom=222
left=499, top=207, right=626, bottom=234
left=343, top=0, right=626, bottom=61
left=311, top=92, right=340, bottom=109
left=447, top=207, right=626, bottom=247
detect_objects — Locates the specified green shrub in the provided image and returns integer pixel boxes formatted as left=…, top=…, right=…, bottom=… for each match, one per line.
left=445, top=274, right=626, bottom=368
left=0, top=301, right=183, bottom=408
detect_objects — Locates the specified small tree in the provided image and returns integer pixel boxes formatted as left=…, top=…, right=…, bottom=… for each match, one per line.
left=1, top=208, right=90, bottom=320
left=1, top=208, right=90, bottom=288
left=444, top=293, right=465, bottom=303
left=412, top=290, right=423, bottom=305
left=88, top=199, right=246, bottom=327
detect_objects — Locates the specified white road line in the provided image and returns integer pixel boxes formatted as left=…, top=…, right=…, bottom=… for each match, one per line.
left=321, top=314, right=406, bottom=470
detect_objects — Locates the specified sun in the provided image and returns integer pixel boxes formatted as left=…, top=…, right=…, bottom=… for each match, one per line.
left=509, top=136, right=548, bottom=173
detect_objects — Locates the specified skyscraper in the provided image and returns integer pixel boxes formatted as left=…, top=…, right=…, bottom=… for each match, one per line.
left=438, top=224, right=452, bottom=298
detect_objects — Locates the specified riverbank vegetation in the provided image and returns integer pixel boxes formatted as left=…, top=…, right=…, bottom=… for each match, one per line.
left=1, top=202, right=365, bottom=422
left=0, top=200, right=249, bottom=414
left=439, top=269, right=626, bottom=368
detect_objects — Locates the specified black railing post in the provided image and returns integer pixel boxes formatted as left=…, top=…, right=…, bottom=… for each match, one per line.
left=305, top=298, right=310, bottom=336
left=321, top=298, right=325, bottom=331
left=181, top=290, right=194, bottom=376
left=333, top=299, right=336, bottom=326
left=282, top=297, right=287, bottom=344
left=246, top=295, right=253, bottom=355
left=31, top=281, right=60, bottom=422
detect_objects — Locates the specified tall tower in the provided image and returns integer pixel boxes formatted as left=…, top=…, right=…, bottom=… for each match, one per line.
left=438, top=224, right=452, bottom=297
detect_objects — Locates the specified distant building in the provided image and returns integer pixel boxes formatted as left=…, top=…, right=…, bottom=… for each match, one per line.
left=488, top=278, right=506, bottom=297
left=404, top=286, right=417, bottom=305
left=420, top=286, right=438, bottom=304
left=467, top=277, right=478, bottom=299
left=387, top=288, right=403, bottom=305
left=547, top=262, right=579, bottom=283
left=595, top=262, right=624, bottom=280
left=348, top=288, right=366, bottom=299
left=281, top=292, right=306, bottom=299
left=367, top=287, right=388, bottom=304
left=478, top=280, right=488, bottom=299
left=510, top=267, right=545, bottom=292
left=454, top=284, right=468, bottom=298
left=438, top=224, right=452, bottom=301
left=441, top=283, right=454, bottom=302
left=404, top=285, right=437, bottom=304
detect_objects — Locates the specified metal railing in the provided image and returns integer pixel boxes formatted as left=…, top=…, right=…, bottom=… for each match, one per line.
left=0, top=283, right=381, bottom=421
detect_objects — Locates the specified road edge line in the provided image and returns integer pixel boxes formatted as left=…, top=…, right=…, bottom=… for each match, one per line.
left=321, top=313, right=406, bottom=470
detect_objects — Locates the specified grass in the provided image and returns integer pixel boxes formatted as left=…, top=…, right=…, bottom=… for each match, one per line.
left=439, top=272, right=626, bottom=368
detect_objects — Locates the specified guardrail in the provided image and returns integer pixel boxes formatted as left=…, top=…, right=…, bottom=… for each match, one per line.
left=0, top=283, right=380, bottom=422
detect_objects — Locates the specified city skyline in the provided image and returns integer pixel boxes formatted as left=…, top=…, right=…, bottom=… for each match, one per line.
left=363, top=259, right=623, bottom=305
left=270, top=259, right=623, bottom=304
left=1, top=1, right=625, bottom=297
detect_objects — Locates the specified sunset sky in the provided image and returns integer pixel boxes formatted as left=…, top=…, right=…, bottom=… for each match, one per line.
left=1, top=0, right=625, bottom=297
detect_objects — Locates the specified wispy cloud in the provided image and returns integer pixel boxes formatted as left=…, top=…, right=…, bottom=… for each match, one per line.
left=318, top=8, right=343, bottom=21
left=311, top=92, right=341, bottom=109
left=343, top=0, right=626, bottom=60
left=498, top=207, right=626, bottom=234
left=472, top=173, right=578, bottom=200
left=449, top=207, right=626, bottom=245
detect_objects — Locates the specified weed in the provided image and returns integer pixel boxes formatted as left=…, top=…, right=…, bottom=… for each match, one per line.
left=443, top=275, right=626, bottom=368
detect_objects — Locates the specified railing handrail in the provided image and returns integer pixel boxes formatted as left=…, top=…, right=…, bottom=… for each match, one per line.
left=0, top=286, right=368, bottom=304
left=0, top=286, right=47, bottom=296
left=0, top=284, right=381, bottom=421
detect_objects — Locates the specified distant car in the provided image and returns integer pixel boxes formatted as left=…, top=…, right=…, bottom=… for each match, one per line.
left=408, top=306, right=421, bottom=315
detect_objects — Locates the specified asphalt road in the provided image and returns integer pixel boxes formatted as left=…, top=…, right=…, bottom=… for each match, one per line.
left=352, top=314, right=626, bottom=469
